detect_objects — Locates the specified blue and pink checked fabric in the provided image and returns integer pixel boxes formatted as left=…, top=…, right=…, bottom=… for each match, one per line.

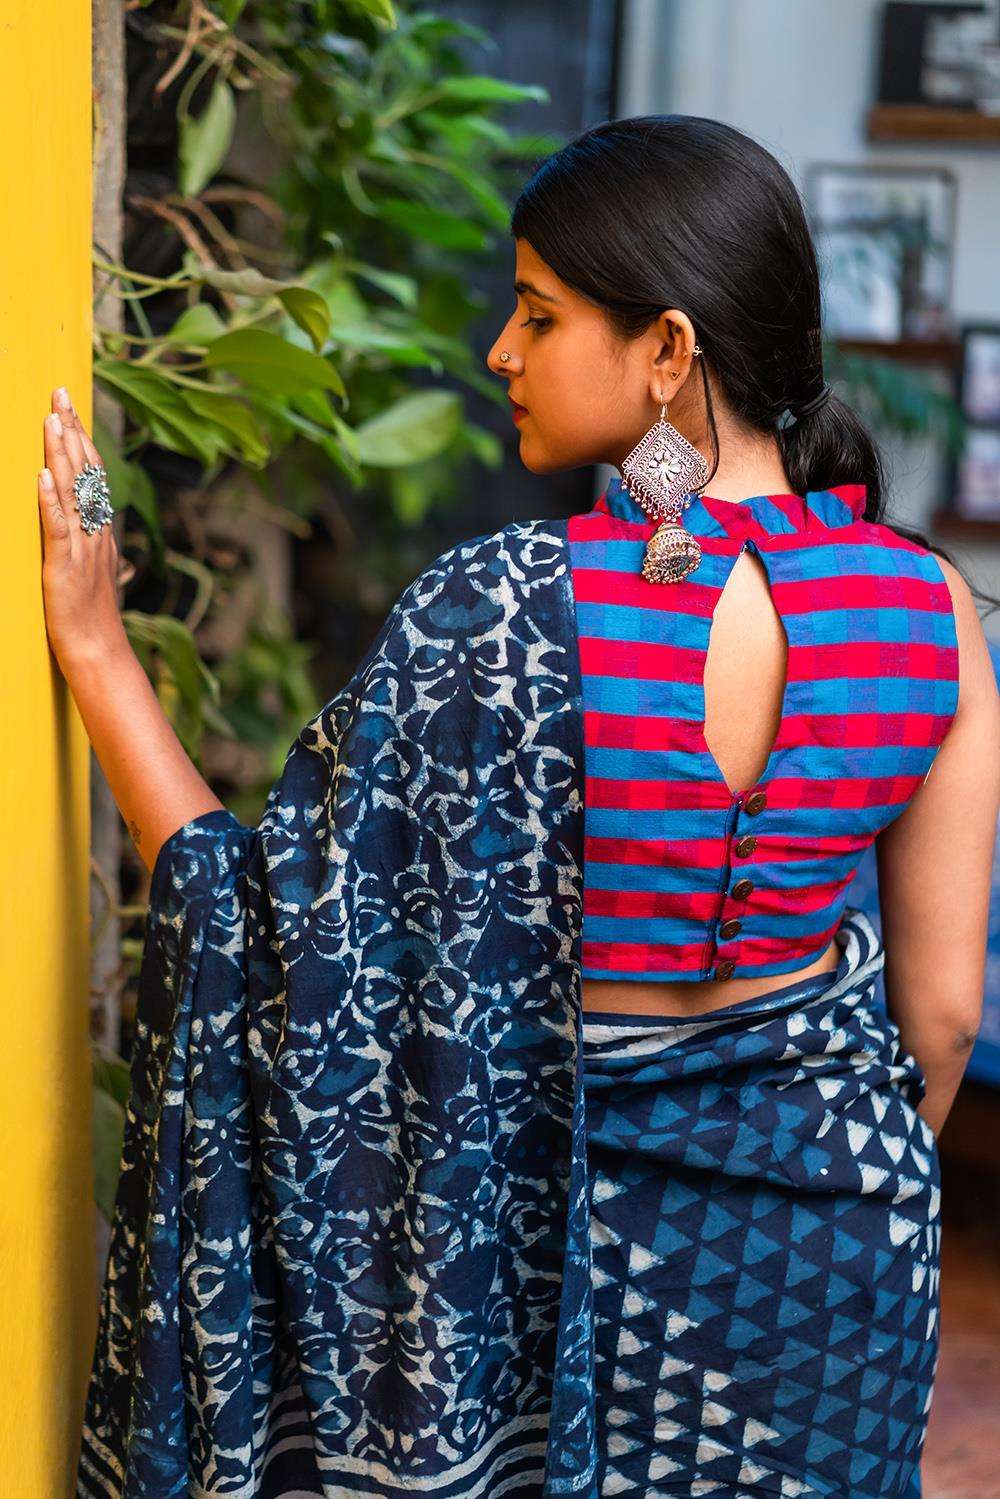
left=567, top=475, right=959, bottom=983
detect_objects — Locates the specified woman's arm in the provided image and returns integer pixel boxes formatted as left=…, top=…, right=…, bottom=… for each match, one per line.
left=875, top=557, right=1000, bottom=1141
left=37, top=388, right=222, bottom=873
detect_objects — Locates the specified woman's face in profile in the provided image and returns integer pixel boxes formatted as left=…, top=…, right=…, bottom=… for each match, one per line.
left=486, top=237, right=699, bottom=475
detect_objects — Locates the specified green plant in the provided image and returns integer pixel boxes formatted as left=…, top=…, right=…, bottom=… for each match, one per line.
left=92, top=1047, right=130, bottom=1223
left=91, top=0, right=565, bottom=1206
left=97, top=0, right=562, bottom=753
left=824, top=341, right=966, bottom=459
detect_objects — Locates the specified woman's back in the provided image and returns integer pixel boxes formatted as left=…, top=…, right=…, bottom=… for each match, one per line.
left=571, top=475, right=962, bottom=1015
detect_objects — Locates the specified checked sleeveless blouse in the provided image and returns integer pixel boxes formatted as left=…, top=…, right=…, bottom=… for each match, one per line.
left=566, top=476, right=959, bottom=983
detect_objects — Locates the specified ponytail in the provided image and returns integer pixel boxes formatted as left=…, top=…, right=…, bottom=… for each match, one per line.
left=777, top=390, right=886, bottom=518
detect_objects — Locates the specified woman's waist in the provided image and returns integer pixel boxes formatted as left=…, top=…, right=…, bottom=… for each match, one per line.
left=581, top=936, right=842, bottom=1023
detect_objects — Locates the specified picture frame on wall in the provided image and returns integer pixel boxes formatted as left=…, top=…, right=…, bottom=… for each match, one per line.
left=876, top=1, right=999, bottom=109
left=811, top=224, right=904, bottom=341
left=949, top=323, right=1000, bottom=522
left=804, top=163, right=957, bottom=341
left=959, top=323, right=1000, bottom=423
left=953, top=427, right=1000, bottom=521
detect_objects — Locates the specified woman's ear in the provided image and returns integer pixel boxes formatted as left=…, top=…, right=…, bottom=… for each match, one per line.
left=649, top=308, right=698, bottom=400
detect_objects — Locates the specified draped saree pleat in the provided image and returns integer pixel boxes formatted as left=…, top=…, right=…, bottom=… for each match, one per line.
left=581, top=908, right=940, bottom=1498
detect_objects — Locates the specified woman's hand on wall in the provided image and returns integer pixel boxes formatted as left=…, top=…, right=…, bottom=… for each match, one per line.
left=37, top=386, right=130, bottom=672
left=35, top=384, right=223, bottom=870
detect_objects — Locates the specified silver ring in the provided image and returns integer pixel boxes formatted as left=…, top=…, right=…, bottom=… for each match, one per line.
left=72, top=463, right=114, bottom=535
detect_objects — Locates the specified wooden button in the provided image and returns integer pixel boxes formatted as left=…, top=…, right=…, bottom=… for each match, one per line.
left=744, top=790, right=767, bottom=815
left=734, top=835, right=757, bottom=857
left=719, top=917, right=742, bottom=940
left=715, top=958, right=736, bottom=980
left=731, top=877, right=754, bottom=900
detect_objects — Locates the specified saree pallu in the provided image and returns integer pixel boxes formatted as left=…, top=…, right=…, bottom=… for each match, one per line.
left=581, top=907, right=940, bottom=1499
left=78, top=520, right=601, bottom=1499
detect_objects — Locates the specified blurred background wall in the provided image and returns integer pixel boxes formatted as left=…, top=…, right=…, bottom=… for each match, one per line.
left=619, top=0, right=1000, bottom=621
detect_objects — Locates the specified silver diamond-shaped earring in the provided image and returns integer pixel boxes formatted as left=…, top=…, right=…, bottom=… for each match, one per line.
left=620, top=368, right=709, bottom=584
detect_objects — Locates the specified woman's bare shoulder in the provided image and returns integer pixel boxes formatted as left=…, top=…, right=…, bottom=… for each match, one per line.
left=934, top=556, right=999, bottom=719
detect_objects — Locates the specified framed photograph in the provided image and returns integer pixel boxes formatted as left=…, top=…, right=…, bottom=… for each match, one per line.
left=958, top=324, right=1000, bottom=423
left=877, top=1, right=998, bottom=109
left=810, top=225, right=904, bottom=341
left=952, top=426, right=1000, bottom=521
left=804, top=163, right=957, bottom=340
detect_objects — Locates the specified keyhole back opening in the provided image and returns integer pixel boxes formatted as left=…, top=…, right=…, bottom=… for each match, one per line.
left=702, top=545, right=789, bottom=799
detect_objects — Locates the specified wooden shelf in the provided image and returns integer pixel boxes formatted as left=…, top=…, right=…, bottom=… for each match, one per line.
left=833, top=336, right=961, bottom=366
left=867, top=103, right=1000, bottom=143
left=931, top=507, right=1000, bottom=540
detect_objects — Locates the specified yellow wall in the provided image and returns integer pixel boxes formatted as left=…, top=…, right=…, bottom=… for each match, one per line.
left=0, top=2, right=96, bottom=1493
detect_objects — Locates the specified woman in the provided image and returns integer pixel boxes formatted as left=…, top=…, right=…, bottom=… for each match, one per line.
left=42, top=117, right=997, bottom=1498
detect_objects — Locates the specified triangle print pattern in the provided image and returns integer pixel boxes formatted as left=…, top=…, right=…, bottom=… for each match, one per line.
left=581, top=908, right=940, bottom=1497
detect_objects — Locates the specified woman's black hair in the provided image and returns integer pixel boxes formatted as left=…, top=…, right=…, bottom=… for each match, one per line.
left=511, top=113, right=997, bottom=615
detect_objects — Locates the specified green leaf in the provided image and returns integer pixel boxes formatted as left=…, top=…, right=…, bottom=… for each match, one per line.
left=277, top=286, right=331, bottom=352
left=388, top=466, right=433, bottom=526
left=421, top=111, right=513, bottom=151
left=179, top=78, right=237, bottom=198
left=321, top=275, right=372, bottom=324
left=181, top=387, right=270, bottom=466
left=437, top=160, right=510, bottom=228
left=276, top=403, right=362, bottom=479
left=376, top=198, right=490, bottom=253
left=278, top=277, right=439, bottom=366
left=321, top=432, right=363, bottom=486
left=436, top=76, right=548, bottom=107
left=326, top=407, right=362, bottom=465
left=93, top=1047, right=131, bottom=1110
left=354, top=390, right=462, bottom=467
left=303, top=254, right=353, bottom=308
left=153, top=616, right=207, bottom=708
left=92, top=1082, right=125, bottom=1222
left=201, top=698, right=238, bottom=739
left=205, top=329, right=346, bottom=398
left=123, top=611, right=221, bottom=756
left=162, top=302, right=227, bottom=346
left=342, top=259, right=418, bottom=309
left=327, top=322, right=441, bottom=366
left=406, top=16, right=494, bottom=47
left=248, top=389, right=337, bottom=445
left=505, top=129, right=567, bottom=158
left=189, top=265, right=291, bottom=298
left=289, top=388, right=337, bottom=428
left=94, top=362, right=228, bottom=467
left=415, top=271, right=483, bottom=337
left=166, top=550, right=219, bottom=630
left=218, top=0, right=248, bottom=24
left=463, top=422, right=503, bottom=470
left=343, top=0, right=397, bottom=26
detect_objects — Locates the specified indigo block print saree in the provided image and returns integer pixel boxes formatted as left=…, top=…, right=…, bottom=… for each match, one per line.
left=581, top=917, right=939, bottom=1498
left=77, top=519, right=940, bottom=1498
